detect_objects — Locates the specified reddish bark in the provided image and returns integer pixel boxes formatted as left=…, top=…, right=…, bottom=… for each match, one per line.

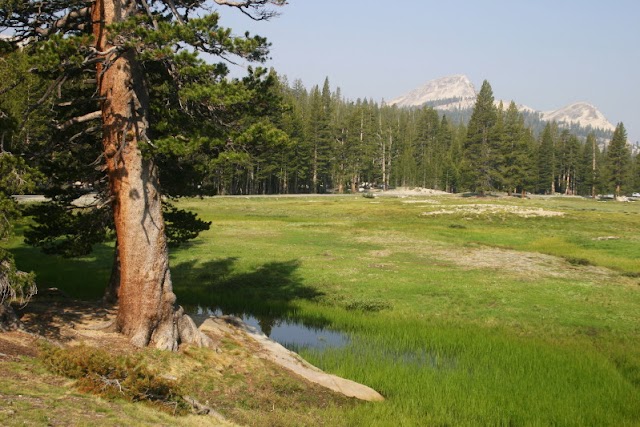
left=92, top=0, right=207, bottom=349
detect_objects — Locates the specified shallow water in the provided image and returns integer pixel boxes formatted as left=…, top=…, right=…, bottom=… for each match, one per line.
left=188, top=306, right=349, bottom=351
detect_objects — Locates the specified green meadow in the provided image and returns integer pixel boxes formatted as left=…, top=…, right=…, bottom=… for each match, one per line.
left=8, top=194, right=640, bottom=426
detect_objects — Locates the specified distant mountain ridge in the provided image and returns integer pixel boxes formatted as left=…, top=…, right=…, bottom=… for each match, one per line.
left=542, top=102, right=615, bottom=132
left=389, top=74, right=477, bottom=110
left=388, top=75, right=616, bottom=134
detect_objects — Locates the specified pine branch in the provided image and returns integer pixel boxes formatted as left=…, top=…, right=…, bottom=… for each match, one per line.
left=34, top=6, right=91, bottom=38
left=213, top=0, right=287, bottom=21
left=55, top=110, right=102, bottom=131
left=0, top=77, right=25, bottom=97
left=163, top=0, right=184, bottom=25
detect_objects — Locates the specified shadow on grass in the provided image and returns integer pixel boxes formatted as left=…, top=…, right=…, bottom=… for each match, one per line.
left=9, top=240, right=332, bottom=334
left=8, top=243, right=113, bottom=301
left=171, top=257, right=329, bottom=332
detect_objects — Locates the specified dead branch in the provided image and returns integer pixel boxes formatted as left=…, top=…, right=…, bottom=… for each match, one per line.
left=35, top=7, right=91, bottom=38
left=163, top=0, right=184, bottom=25
left=69, top=125, right=100, bottom=143
left=138, top=0, right=159, bottom=29
left=96, top=374, right=124, bottom=393
left=213, top=0, right=287, bottom=21
left=55, top=110, right=102, bottom=131
left=57, top=97, right=105, bottom=108
left=183, top=395, right=227, bottom=420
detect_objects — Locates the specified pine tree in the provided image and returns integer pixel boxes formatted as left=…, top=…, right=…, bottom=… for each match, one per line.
left=537, top=123, right=556, bottom=194
left=463, top=80, right=498, bottom=194
left=439, top=115, right=462, bottom=193
left=577, top=133, right=600, bottom=197
left=605, top=122, right=631, bottom=197
left=0, top=73, right=39, bottom=327
left=632, top=153, right=640, bottom=193
left=413, top=107, right=440, bottom=188
left=556, top=130, right=580, bottom=195
left=1, top=0, right=286, bottom=349
left=500, top=102, right=529, bottom=195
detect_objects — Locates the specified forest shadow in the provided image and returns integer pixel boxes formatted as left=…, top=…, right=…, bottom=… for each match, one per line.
left=171, top=257, right=330, bottom=331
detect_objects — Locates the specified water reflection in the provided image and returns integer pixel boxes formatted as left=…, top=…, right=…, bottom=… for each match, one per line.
left=188, top=306, right=349, bottom=351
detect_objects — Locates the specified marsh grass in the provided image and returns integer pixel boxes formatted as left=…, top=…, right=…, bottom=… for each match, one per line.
left=6, top=195, right=640, bottom=425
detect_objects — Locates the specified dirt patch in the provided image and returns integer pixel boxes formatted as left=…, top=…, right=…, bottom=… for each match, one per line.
left=0, top=331, right=38, bottom=359
left=442, top=246, right=616, bottom=281
left=421, top=204, right=565, bottom=218
left=13, top=296, right=137, bottom=356
left=355, top=231, right=620, bottom=283
left=401, top=199, right=440, bottom=204
left=384, top=187, right=450, bottom=196
left=368, top=249, right=393, bottom=258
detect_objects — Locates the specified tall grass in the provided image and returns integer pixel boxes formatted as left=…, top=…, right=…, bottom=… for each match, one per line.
left=300, top=311, right=640, bottom=426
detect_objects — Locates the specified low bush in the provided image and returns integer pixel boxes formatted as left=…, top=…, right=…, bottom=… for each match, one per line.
left=344, top=298, right=392, bottom=312
left=39, top=343, right=189, bottom=415
left=563, top=256, right=593, bottom=266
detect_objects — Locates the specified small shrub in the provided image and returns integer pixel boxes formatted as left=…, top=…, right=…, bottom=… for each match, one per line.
left=621, top=271, right=640, bottom=278
left=563, top=256, right=593, bottom=266
left=39, top=343, right=188, bottom=414
left=344, top=298, right=392, bottom=312
left=448, top=224, right=467, bottom=229
left=362, top=192, right=376, bottom=199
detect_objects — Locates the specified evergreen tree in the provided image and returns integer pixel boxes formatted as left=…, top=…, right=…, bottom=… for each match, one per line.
left=577, top=133, right=600, bottom=197
left=605, top=122, right=631, bottom=196
left=414, top=107, right=440, bottom=188
left=394, top=108, right=418, bottom=188
left=556, top=130, right=580, bottom=195
left=632, top=153, right=640, bottom=193
left=490, top=101, right=506, bottom=190
left=284, top=79, right=311, bottom=193
left=0, top=75, right=40, bottom=327
left=463, top=80, right=498, bottom=194
left=536, top=123, right=556, bottom=194
left=439, top=115, right=462, bottom=193
left=0, top=154, right=38, bottom=329
left=1, top=0, right=287, bottom=349
left=521, top=128, right=538, bottom=194
left=500, top=102, right=529, bottom=195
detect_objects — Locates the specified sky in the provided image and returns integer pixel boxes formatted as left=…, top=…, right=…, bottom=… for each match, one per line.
left=217, top=0, right=640, bottom=142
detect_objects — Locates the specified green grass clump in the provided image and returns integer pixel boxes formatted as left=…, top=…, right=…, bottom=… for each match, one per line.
left=343, top=298, right=392, bottom=312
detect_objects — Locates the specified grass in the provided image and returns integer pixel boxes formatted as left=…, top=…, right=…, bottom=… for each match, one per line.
left=5, top=194, right=640, bottom=425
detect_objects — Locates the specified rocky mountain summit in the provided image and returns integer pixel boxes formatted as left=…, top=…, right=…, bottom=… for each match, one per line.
left=388, top=74, right=476, bottom=109
left=541, top=102, right=615, bottom=132
left=389, top=75, right=615, bottom=132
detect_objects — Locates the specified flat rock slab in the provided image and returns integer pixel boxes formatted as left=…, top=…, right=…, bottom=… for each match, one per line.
left=200, top=316, right=384, bottom=402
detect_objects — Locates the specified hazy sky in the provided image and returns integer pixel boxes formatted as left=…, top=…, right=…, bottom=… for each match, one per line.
left=219, top=0, right=640, bottom=142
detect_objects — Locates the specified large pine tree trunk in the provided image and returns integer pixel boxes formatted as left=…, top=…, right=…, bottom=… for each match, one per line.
left=93, top=0, right=207, bottom=350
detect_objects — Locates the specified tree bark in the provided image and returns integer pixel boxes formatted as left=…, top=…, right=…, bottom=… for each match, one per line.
left=93, top=0, right=208, bottom=350
left=103, top=241, right=120, bottom=304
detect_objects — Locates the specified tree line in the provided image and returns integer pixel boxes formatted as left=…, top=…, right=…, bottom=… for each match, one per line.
left=210, top=76, right=639, bottom=197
